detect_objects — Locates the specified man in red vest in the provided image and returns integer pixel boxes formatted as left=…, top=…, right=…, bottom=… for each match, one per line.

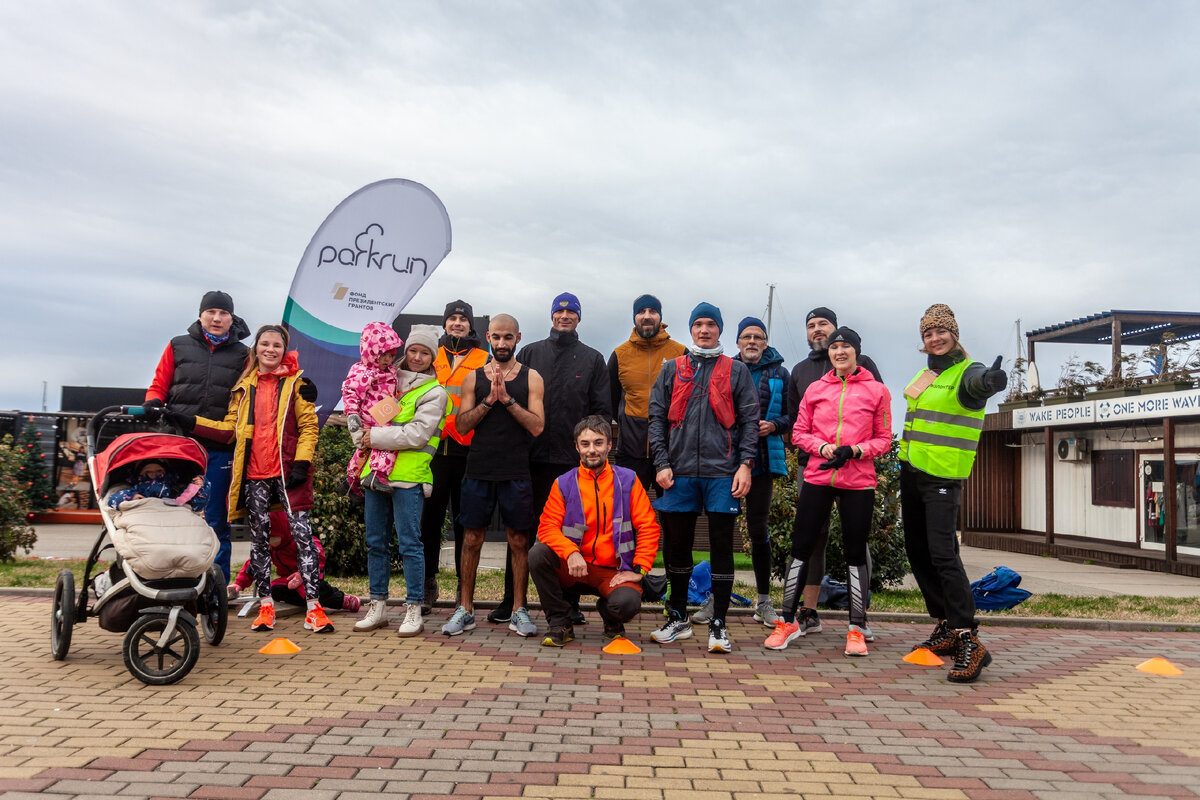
left=529, top=415, right=660, bottom=647
left=647, top=302, right=760, bottom=654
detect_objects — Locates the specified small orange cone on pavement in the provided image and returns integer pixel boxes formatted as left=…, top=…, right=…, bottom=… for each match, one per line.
left=903, top=648, right=945, bottom=666
left=603, top=637, right=642, bottom=655
left=1136, top=657, right=1182, bottom=676
left=259, top=637, right=302, bottom=655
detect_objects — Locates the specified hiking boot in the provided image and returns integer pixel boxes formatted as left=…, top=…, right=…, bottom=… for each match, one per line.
left=304, top=604, right=335, bottom=633
left=764, top=619, right=802, bottom=651
left=690, top=595, right=714, bottom=624
left=251, top=603, right=276, bottom=632
left=542, top=625, right=574, bottom=647
left=707, top=619, right=732, bottom=654
left=753, top=598, right=780, bottom=627
left=486, top=604, right=512, bottom=624
left=508, top=607, right=537, bottom=637
left=947, top=630, right=992, bottom=683
left=441, top=606, right=476, bottom=636
left=914, top=620, right=957, bottom=655
left=354, top=599, right=389, bottom=631
left=844, top=626, right=868, bottom=657
left=799, top=606, right=822, bottom=634
left=651, top=609, right=693, bottom=644
left=602, top=621, right=626, bottom=641
left=341, top=593, right=361, bottom=613
left=397, top=603, right=423, bottom=637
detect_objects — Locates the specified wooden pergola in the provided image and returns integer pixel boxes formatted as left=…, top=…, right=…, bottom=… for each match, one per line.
left=1027, top=309, right=1200, bottom=377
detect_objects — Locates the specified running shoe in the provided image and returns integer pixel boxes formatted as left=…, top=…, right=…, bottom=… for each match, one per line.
left=486, top=604, right=512, bottom=624
left=542, top=625, right=575, bottom=647
left=602, top=621, right=626, bottom=641
left=799, top=606, right=822, bottom=634
left=304, top=604, right=335, bottom=633
left=690, top=595, right=714, bottom=624
left=508, top=607, right=537, bottom=637
left=708, top=619, right=732, bottom=654
left=441, top=606, right=476, bottom=636
left=250, top=603, right=275, bottom=632
left=763, top=619, right=802, bottom=651
left=651, top=610, right=693, bottom=644
left=844, top=627, right=868, bottom=657
left=859, top=623, right=876, bottom=642
left=753, top=598, right=780, bottom=627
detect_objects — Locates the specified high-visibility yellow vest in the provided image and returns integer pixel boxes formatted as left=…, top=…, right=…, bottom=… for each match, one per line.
left=898, top=359, right=985, bottom=480
left=361, top=378, right=448, bottom=485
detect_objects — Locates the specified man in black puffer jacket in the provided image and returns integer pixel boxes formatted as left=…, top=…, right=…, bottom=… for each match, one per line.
left=487, top=292, right=611, bottom=624
left=145, top=290, right=250, bottom=582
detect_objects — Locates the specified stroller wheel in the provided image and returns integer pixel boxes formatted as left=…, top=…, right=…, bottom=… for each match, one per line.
left=51, top=570, right=75, bottom=661
left=123, top=613, right=200, bottom=685
left=199, top=566, right=228, bottom=646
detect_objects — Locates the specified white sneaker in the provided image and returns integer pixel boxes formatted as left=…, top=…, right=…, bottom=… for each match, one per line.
left=753, top=599, right=780, bottom=627
left=397, top=603, right=423, bottom=637
left=353, top=599, right=389, bottom=631
left=690, top=595, right=714, bottom=624
left=651, top=610, right=694, bottom=644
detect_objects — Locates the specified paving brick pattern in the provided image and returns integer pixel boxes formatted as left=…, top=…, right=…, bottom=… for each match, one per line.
left=1, top=595, right=1197, bottom=799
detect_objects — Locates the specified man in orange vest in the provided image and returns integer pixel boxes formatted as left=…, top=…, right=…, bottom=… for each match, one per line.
left=529, top=414, right=660, bottom=647
left=418, top=300, right=490, bottom=612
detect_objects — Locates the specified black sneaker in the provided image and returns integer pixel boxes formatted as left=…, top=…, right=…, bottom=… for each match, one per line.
left=541, top=625, right=574, bottom=647
left=569, top=605, right=587, bottom=626
left=799, top=607, right=822, bottom=634
left=914, top=620, right=957, bottom=655
left=602, top=621, right=626, bottom=641
left=486, top=605, right=513, bottom=624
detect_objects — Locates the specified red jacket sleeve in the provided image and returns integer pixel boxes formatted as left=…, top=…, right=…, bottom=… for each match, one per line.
left=146, top=342, right=175, bottom=402
left=536, top=481, right=577, bottom=561
left=628, top=480, right=660, bottom=573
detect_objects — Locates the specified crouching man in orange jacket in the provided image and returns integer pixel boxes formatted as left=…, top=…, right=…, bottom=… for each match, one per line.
left=529, top=414, right=660, bottom=647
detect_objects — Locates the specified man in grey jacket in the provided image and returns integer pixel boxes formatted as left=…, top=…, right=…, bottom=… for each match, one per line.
left=647, top=302, right=760, bottom=654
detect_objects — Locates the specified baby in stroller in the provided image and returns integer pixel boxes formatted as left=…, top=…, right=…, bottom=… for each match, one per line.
left=107, top=459, right=209, bottom=512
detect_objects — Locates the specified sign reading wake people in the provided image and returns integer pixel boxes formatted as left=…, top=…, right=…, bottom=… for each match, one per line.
left=282, top=179, right=452, bottom=422
left=1011, top=387, right=1200, bottom=428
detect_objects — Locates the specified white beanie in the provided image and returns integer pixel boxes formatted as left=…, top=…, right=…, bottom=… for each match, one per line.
left=405, top=324, right=441, bottom=357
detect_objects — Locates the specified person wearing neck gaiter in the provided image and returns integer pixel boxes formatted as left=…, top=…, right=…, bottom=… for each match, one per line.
left=900, top=303, right=1007, bottom=683
left=144, top=290, right=250, bottom=583
left=647, top=302, right=760, bottom=654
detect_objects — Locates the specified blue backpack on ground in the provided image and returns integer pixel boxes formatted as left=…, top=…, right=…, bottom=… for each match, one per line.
left=686, top=560, right=751, bottom=607
left=971, top=565, right=1032, bottom=611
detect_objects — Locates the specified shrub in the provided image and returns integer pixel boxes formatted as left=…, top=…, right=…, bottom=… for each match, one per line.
left=747, top=439, right=909, bottom=591
left=0, top=435, right=38, bottom=561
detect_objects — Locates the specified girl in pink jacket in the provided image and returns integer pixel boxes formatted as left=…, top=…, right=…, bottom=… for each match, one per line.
left=764, top=327, right=892, bottom=657
left=342, top=322, right=403, bottom=493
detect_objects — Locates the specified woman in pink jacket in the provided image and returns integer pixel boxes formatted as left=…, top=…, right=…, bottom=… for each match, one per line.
left=764, top=327, right=892, bottom=656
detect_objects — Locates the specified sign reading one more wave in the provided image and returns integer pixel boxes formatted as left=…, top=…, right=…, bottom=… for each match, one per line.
left=283, top=179, right=451, bottom=421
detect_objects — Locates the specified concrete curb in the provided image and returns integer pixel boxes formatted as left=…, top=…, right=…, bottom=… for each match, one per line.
left=6, top=586, right=1198, bottom=633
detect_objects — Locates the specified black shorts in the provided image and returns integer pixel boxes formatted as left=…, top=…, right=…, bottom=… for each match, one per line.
left=457, top=477, right=535, bottom=531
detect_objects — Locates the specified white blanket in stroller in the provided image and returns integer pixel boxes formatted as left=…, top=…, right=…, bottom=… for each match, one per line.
left=109, top=497, right=219, bottom=580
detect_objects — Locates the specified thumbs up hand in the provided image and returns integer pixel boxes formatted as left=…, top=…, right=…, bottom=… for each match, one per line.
left=984, top=356, right=1007, bottom=392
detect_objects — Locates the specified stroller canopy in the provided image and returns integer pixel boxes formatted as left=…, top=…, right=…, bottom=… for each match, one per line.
left=93, top=432, right=208, bottom=496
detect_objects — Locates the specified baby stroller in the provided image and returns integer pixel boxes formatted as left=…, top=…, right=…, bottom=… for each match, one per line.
left=50, top=405, right=228, bottom=685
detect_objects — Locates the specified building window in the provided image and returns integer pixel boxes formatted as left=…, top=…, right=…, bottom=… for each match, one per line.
left=1092, top=450, right=1134, bottom=508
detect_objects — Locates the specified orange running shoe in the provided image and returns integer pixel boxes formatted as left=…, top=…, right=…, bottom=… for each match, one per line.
left=304, top=604, right=335, bottom=634
left=763, top=620, right=802, bottom=651
left=844, top=627, right=868, bottom=657
left=251, top=603, right=276, bottom=632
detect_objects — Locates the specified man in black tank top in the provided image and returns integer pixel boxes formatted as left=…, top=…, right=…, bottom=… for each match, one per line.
left=442, top=314, right=546, bottom=638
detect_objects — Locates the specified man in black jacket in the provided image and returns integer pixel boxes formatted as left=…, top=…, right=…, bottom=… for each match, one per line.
left=487, top=292, right=611, bottom=624
left=782, top=306, right=883, bottom=635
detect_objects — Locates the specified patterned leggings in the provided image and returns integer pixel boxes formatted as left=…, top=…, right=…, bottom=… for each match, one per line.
left=244, top=478, right=320, bottom=601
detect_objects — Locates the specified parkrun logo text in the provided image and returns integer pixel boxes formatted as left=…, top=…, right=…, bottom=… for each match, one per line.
left=317, top=224, right=429, bottom=275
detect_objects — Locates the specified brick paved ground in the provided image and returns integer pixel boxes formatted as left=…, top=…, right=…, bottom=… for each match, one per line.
left=1, top=595, right=1197, bottom=799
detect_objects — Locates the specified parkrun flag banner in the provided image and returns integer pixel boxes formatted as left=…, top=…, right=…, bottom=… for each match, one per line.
left=283, top=179, right=451, bottom=421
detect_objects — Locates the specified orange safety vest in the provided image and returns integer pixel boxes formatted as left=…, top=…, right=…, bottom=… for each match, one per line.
left=434, top=346, right=489, bottom=446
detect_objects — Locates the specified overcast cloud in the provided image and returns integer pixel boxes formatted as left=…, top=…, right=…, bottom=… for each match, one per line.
left=2, top=1, right=1198, bottom=416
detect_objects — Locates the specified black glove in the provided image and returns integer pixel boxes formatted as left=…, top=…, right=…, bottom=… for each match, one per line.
left=297, top=378, right=318, bottom=404
left=285, top=461, right=310, bottom=490
left=818, top=445, right=854, bottom=471
left=983, top=356, right=1008, bottom=393
left=142, top=398, right=164, bottom=422
left=162, top=409, right=196, bottom=432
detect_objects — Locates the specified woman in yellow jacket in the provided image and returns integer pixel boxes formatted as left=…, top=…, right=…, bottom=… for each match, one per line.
left=179, top=325, right=326, bottom=634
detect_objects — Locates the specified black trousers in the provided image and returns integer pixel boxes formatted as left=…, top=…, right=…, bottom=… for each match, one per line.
left=528, top=542, right=641, bottom=629
left=900, top=463, right=977, bottom=630
left=419, top=452, right=468, bottom=586
left=743, top=473, right=775, bottom=595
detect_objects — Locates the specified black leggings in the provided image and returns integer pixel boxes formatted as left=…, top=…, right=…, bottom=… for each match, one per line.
left=743, top=473, right=775, bottom=595
left=662, top=511, right=736, bottom=622
left=419, top=452, right=467, bottom=586
left=782, top=481, right=874, bottom=626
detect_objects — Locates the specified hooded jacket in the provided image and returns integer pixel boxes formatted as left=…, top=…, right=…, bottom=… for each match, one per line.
left=647, top=353, right=759, bottom=478
left=192, top=351, right=319, bottom=519
left=608, top=326, right=687, bottom=459
left=341, top=321, right=402, bottom=418
left=734, top=345, right=790, bottom=478
left=793, top=367, right=893, bottom=490
left=147, top=316, right=252, bottom=449
left=786, top=347, right=883, bottom=467
left=517, top=329, right=611, bottom=465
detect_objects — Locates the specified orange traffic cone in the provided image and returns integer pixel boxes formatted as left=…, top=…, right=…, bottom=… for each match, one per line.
left=1135, top=657, right=1182, bottom=676
left=259, top=637, right=302, bottom=655
left=603, top=637, right=642, bottom=655
left=903, top=647, right=945, bottom=666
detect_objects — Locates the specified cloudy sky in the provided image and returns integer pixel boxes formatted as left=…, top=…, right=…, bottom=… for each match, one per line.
left=3, top=1, right=1198, bottom=416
